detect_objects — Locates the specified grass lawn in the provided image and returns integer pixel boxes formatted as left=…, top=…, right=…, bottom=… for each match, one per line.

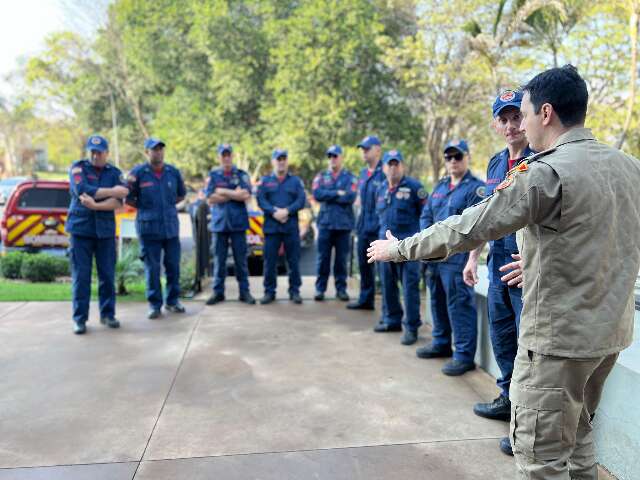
left=0, top=279, right=147, bottom=302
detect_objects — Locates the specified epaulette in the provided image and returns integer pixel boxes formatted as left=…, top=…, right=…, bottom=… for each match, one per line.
left=506, top=148, right=553, bottom=176
left=522, top=147, right=556, bottom=165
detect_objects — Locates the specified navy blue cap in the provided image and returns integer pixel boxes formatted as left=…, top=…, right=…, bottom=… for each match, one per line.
left=326, top=145, right=343, bottom=156
left=144, top=137, right=165, bottom=149
left=492, top=89, right=523, bottom=118
left=357, top=135, right=381, bottom=149
left=443, top=139, right=469, bottom=154
left=272, top=149, right=288, bottom=160
left=86, top=135, right=109, bottom=152
left=382, top=149, right=403, bottom=164
left=217, top=143, right=233, bottom=155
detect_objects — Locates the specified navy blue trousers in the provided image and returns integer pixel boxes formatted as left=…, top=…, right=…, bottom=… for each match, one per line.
left=263, top=232, right=301, bottom=296
left=315, top=229, right=350, bottom=294
left=70, top=234, right=116, bottom=325
left=212, top=231, right=250, bottom=295
left=140, top=236, right=181, bottom=310
left=487, top=281, right=522, bottom=398
left=380, top=260, right=422, bottom=332
left=356, top=231, right=378, bottom=306
left=428, top=264, right=478, bottom=363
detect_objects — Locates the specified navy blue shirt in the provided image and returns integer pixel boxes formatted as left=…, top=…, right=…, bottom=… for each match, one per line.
left=127, top=163, right=186, bottom=239
left=312, top=168, right=357, bottom=230
left=356, top=160, right=386, bottom=235
left=420, top=170, right=485, bottom=268
left=257, top=172, right=306, bottom=234
left=204, top=166, right=252, bottom=233
left=485, top=146, right=535, bottom=280
left=66, top=159, right=127, bottom=239
left=376, top=175, right=427, bottom=240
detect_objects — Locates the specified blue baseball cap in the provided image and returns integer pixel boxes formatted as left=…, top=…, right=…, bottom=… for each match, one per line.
left=443, top=139, right=469, bottom=154
left=493, top=89, right=523, bottom=118
left=217, top=143, right=233, bottom=155
left=272, top=149, right=288, bottom=160
left=326, top=145, right=343, bottom=156
left=382, top=149, right=403, bottom=164
left=144, top=137, right=165, bottom=149
left=86, top=135, right=109, bottom=152
left=357, top=135, right=381, bottom=149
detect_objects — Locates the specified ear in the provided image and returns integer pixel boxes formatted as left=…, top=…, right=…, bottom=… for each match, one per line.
left=491, top=117, right=500, bottom=134
left=541, top=103, right=554, bottom=126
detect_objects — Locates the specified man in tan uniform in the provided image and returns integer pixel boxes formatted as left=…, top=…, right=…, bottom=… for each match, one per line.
left=368, top=65, right=640, bottom=479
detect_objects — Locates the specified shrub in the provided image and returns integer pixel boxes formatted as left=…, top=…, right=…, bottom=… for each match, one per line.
left=20, top=254, right=58, bottom=282
left=180, top=254, right=196, bottom=296
left=1, top=251, right=26, bottom=279
left=116, top=242, right=144, bottom=295
left=50, top=255, right=70, bottom=277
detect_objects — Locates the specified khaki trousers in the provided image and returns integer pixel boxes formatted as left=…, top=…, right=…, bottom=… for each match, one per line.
left=509, top=347, right=618, bottom=479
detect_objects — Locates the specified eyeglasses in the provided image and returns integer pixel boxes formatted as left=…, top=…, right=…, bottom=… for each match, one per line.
left=276, top=156, right=287, bottom=161
left=327, top=154, right=338, bottom=159
left=444, top=152, right=464, bottom=162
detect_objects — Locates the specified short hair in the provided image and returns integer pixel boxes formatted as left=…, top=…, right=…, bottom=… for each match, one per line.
left=522, top=65, right=588, bottom=127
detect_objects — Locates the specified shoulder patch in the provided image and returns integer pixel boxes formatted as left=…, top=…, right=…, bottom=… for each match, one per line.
left=507, top=161, right=530, bottom=176
left=417, top=188, right=427, bottom=199
left=71, top=167, right=82, bottom=174
left=241, top=173, right=250, bottom=184
left=475, top=186, right=486, bottom=198
left=495, top=177, right=513, bottom=191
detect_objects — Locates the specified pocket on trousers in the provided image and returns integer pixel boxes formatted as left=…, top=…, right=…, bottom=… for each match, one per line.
left=510, top=380, right=564, bottom=460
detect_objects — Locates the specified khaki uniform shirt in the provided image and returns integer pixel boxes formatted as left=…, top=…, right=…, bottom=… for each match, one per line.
left=390, top=128, right=640, bottom=357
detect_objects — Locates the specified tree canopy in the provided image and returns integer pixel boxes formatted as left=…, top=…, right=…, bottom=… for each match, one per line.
left=1, top=0, right=638, bottom=186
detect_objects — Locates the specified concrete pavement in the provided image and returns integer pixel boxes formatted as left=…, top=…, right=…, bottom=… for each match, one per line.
left=0, top=277, right=606, bottom=479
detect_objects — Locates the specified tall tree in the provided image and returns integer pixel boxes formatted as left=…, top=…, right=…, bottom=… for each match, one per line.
left=262, top=0, right=421, bottom=179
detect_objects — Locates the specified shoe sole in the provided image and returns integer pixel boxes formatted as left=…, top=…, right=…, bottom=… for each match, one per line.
left=473, top=411, right=510, bottom=422
left=416, top=352, right=453, bottom=359
left=442, top=366, right=475, bottom=376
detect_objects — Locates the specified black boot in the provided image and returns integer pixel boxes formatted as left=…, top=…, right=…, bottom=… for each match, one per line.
left=473, top=395, right=511, bottom=421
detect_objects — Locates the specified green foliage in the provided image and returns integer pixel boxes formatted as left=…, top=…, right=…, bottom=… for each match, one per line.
left=0, top=279, right=147, bottom=302
left=50, top=256, right=71, bottom=277
left=0, top=252, right=27, bottom=279
left=115, top=242, right=144, bottom=295
left=179, top=254, right=196, bottom=296
left=20, top=254, right=59, bottom=283
left=14, top=0, right=640, bottom=188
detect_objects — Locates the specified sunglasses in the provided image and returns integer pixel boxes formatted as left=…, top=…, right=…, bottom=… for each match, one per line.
left=444, top=152, right=464, bottom=162
left=276, top=156, right=287, bottom=161
left=327, top=154, right=338, bottom=159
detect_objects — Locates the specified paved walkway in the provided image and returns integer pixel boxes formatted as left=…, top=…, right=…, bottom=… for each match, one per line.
left=1, top=277, right=523, bottom=479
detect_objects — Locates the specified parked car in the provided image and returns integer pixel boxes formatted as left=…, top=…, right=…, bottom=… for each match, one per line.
left=0, top=180, right=71, bottom=255
left=0, top=177, right=28, bottom=205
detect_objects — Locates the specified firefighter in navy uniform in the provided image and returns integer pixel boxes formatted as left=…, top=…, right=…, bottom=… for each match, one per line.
left=463, top=90, right=535, bottom=456
left=204, top=144, right=255, bottom=305
left=127, top=138, right=187, bottom=319
left=347, top=135, right=385, bottom=311
left=312, top=145, right=357, bottom=301
left=373, top=149, right=427, bottom=346
left=257, top=149, right=306, bottom=304
left=66, top=135, right=129, bottom=334
left=415, top=140, right=485, bottom=376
